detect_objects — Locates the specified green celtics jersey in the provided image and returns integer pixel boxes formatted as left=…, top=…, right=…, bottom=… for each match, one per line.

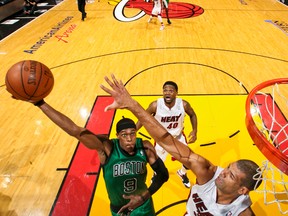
left=103, top=138, right=149, bottom=208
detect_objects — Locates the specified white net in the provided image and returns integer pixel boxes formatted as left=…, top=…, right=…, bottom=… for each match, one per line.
left=254, top=160, right=288, bottom=214
left=247, top=79, right=288, bottom=214
left=250, top=82, right=288, bottom=155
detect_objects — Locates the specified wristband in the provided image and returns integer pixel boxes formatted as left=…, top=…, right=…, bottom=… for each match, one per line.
left=34, top=99, right=45, bottom=106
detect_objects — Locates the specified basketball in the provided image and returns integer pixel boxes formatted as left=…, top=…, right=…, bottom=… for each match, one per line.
left=5, top=60, right=54, bottom=102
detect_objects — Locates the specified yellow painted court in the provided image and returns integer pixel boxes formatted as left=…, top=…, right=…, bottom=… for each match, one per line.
left=91, top=95, right=287, bottom=215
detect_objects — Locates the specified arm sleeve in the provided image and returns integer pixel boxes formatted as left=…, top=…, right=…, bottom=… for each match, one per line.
left=148, top=157, right=169, bottom=195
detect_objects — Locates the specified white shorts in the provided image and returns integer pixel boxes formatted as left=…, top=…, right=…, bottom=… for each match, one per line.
left=155, top=133, right=187, bottom=162
left=151, top=1, right=162, bottom=15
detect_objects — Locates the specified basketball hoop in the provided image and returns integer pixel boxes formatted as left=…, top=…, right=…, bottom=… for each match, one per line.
left=246, top=78, right=288, bottom=214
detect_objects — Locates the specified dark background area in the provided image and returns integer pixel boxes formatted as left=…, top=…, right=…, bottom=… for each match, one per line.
left=0, top=0, right=59, bottom=40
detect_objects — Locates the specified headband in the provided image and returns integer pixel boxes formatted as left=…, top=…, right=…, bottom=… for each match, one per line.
left=116, top=118, right=136, bottom=133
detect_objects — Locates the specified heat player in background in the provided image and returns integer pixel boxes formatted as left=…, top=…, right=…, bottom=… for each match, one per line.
left=136, top=81, right=198, bottom=188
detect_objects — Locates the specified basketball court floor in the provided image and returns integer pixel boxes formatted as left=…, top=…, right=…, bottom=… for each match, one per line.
left=0, top=0, right=288, bottom=215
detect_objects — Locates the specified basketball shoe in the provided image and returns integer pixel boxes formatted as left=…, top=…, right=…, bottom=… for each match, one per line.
left=177, top=169, right=191, bottom=188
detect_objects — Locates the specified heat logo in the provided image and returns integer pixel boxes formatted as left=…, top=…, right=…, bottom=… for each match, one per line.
left=113, top=0, right=204, bottom=22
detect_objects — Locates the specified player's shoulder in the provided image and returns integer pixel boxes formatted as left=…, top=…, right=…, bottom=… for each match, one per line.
left=150, top=99, right=158, bottom=105
left=179, top=97, right=189, bottom=104
left=181, top=98, right=193, bottom=109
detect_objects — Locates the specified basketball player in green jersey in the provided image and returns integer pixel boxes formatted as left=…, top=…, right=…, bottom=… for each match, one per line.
left=29, top=100, right=169, bottom=216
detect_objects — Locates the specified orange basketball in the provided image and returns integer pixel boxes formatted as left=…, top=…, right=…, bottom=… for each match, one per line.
left=5, top=60, right=54, bottom=102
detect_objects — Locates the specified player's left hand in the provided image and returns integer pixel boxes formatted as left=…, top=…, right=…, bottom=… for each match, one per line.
left=187, top=131, right=197, bottom=143
left=100, top=74, right=136, bottom=112
left=117, top=194, right=144, bottom=214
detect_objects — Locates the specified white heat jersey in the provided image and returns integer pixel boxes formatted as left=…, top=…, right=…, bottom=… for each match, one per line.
left=185, top=167, right=252, bottom=216
left=154, top=98, right=185, bottom=137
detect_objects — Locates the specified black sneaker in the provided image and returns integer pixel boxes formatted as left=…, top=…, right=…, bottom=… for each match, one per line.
left=177, top=170, right=191, bottom=188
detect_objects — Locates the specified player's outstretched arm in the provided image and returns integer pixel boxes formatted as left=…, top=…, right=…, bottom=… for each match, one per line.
left=135, top=101, right=156, bottom=131
left=101, top=75, right=216, bottom=183
left=35, top=101, right=107, bottom=153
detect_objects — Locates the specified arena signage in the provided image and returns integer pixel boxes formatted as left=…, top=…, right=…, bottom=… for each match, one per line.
left=23, top=16, right=73, bottom=54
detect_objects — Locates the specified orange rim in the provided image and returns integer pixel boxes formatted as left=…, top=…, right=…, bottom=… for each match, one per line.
left=245, top=78, right=288, bottom=175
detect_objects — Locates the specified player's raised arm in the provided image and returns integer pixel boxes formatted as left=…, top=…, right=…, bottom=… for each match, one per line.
left=135, top=101, right=157, bottom=131
left=101, top=75, right=216, bottom=184
left=35, top=101, right=108, bottom=156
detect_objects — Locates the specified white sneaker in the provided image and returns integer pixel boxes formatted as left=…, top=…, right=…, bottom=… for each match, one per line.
left=160, top=25, right=165, bottom=31
left=177, top=170, right=191, bottom=188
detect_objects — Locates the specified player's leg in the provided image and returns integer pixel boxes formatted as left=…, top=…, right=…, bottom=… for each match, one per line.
left=148, top=15, right=153, bottom=23
left=148, top=3, right=157, bottom=23
left=154, top=4, right=165, bottom=30
left=162, top=0, right=171, bottom=24
left=177, top=165, right=191, bottom=188
left=157, top=15, right=165, bottom=30
left=176, top=134, right=191, bottom=188
left=77, top=0, right=86, bottom=21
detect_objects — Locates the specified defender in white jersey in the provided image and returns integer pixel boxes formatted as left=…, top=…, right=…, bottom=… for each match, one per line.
left=100, top=74, right=262, bottom=216
left=136, top=81, right=197, bottom=188
left=185, top=166, right=252, bottom=215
